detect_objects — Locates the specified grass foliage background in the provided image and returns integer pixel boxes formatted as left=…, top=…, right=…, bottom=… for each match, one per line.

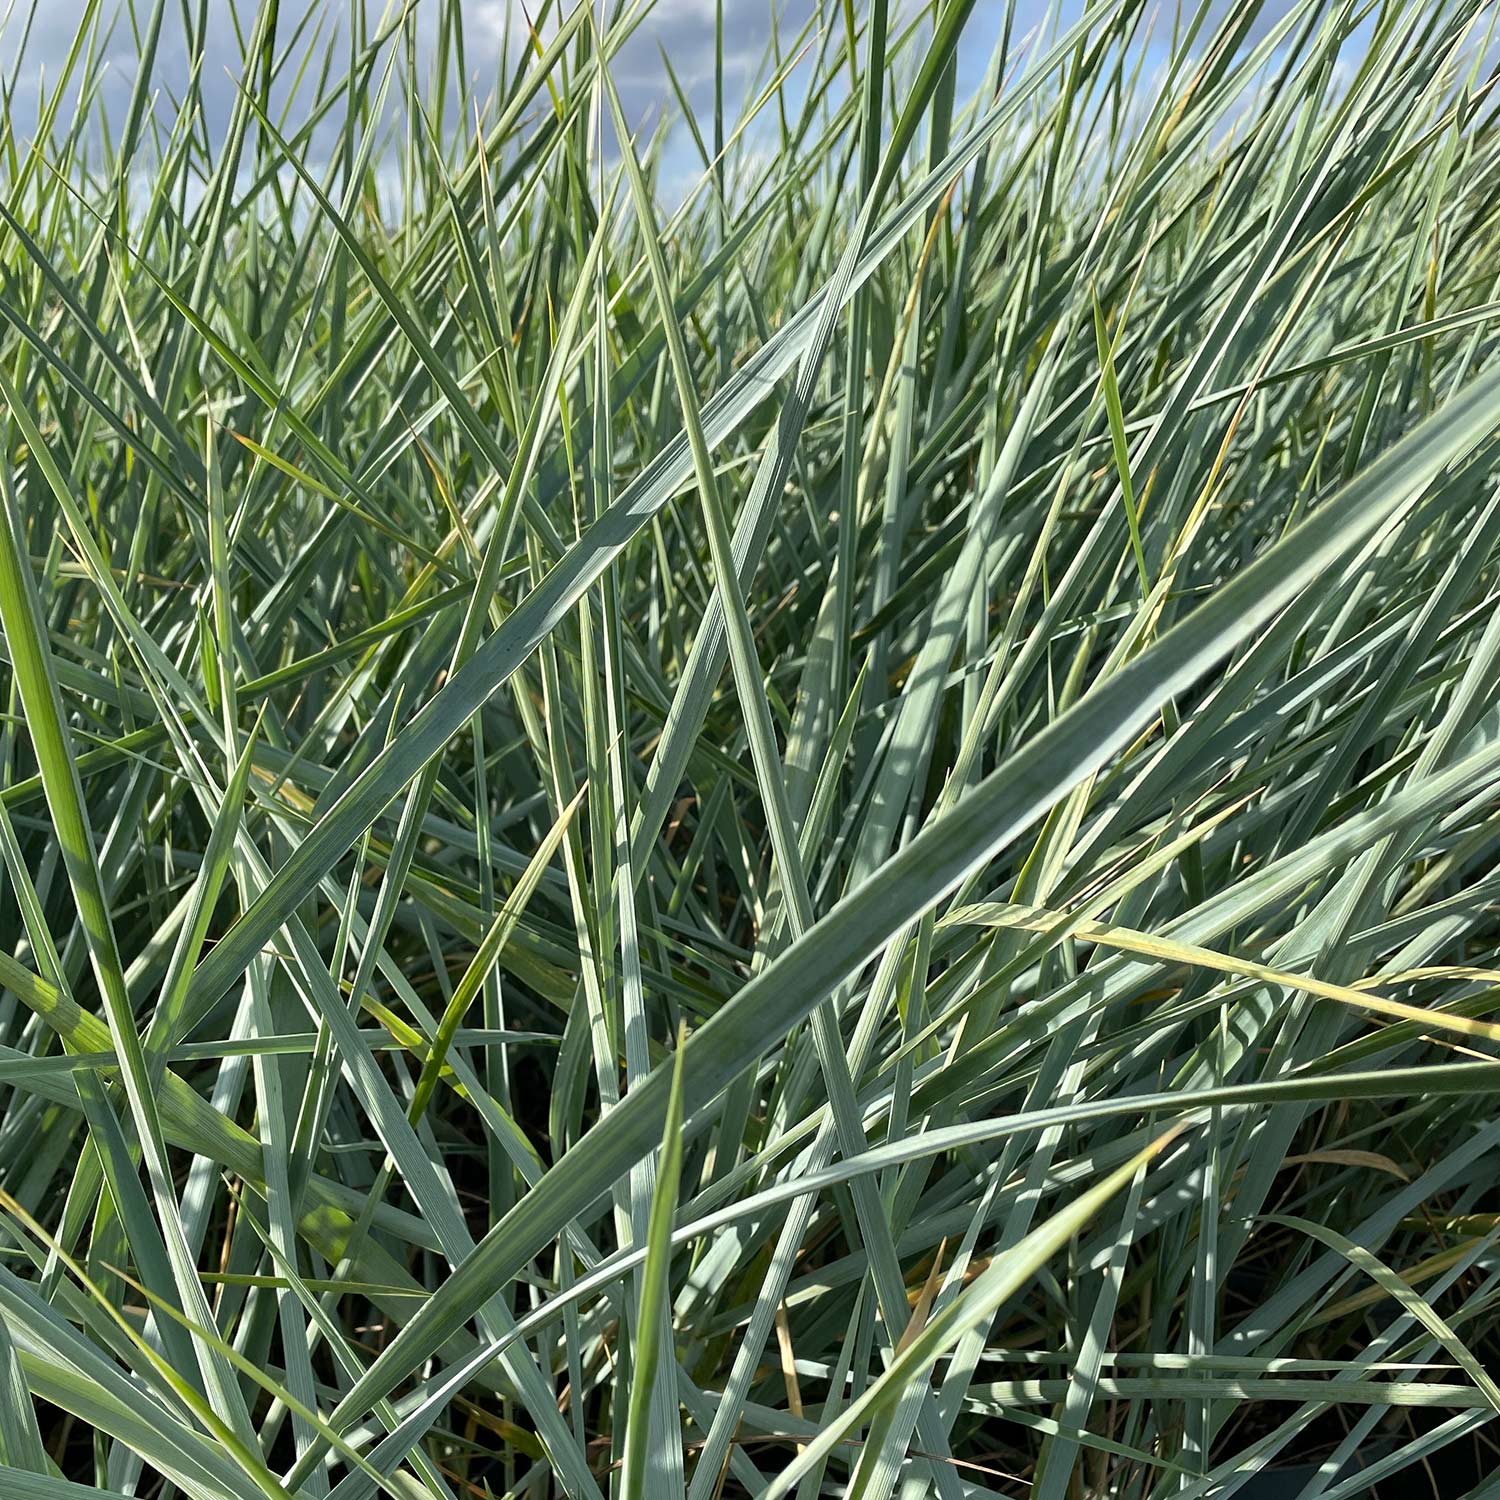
left=1, top=0, right=1500, bottom=1495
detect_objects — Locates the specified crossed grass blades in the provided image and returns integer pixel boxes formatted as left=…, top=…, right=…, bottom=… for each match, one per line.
left=0, top=0, right=1499, bottom=1495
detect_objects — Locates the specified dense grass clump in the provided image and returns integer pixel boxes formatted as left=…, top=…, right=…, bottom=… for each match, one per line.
left=3, top=0, right=1500, bottom=1494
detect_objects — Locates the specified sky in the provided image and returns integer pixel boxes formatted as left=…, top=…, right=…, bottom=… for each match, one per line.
left=13, top=0, right=1002, bottom=112
left=4, top=1, right=1071, bottom=189
left=2, top=0, right=1383, bottom=206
